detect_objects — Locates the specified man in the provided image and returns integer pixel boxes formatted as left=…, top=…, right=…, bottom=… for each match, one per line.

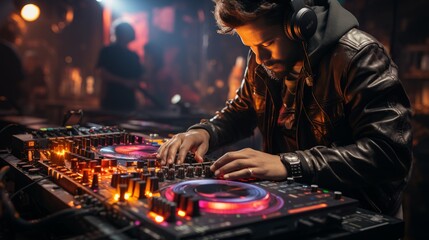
left=157, top=0, right=412, bottom=217
left=96, top=20, right=144, bottom=112
left=0, top=17, right=24, bottom=112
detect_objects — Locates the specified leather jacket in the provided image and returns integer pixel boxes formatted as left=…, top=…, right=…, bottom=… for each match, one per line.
left=190, top=28, right=413, bottom=215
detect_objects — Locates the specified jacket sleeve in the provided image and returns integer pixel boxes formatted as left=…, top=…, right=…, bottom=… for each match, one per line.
left=298, top=42, right=413, bottom=188
left=188, top=52, right=258, bottom=151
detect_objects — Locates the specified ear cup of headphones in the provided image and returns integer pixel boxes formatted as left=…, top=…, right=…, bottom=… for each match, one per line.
left=284, top=0, right=318, bottom=41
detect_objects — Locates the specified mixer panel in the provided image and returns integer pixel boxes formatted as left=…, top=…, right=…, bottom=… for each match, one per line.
left=0, top=124, right=403, bottom=240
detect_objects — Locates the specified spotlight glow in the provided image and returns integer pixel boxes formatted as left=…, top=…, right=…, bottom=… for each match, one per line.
left=21, top=4, right=40, bottom=22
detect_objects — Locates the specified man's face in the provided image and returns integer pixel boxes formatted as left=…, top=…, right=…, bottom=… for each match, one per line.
left=235, top=17, right=302, bottom=80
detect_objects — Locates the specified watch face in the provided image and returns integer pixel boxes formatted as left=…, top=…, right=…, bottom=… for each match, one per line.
left=289, top=158, right=300, bottom=164
left=284, top=154, right=300, bottom=164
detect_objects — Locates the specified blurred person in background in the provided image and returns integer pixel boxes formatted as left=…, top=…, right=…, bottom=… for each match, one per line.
left=96, top=20, right=144, bottom=112
left=21, top=50, right=47, bottom=114
left=0, top=17, right=24, bottom=113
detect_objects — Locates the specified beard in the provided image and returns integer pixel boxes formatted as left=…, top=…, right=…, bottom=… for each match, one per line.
left=262, top=65, right=282, bottom=80
left=262, top=60, right=289, bottom=80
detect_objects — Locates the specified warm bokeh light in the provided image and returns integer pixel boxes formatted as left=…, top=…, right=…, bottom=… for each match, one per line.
left=21, top=4, right=40, bottom=22
left=148, top=212, right=165, bottom=223
left=177, top=210, right=186, bottom=217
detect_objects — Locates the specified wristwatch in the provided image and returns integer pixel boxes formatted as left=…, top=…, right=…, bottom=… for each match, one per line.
left=279, top=153, right=302, bottom=179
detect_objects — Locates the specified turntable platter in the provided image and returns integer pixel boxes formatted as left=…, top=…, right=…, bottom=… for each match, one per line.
left=164, top=179, right=284, bottom=215
left=97, top=144, right=159, bottom=160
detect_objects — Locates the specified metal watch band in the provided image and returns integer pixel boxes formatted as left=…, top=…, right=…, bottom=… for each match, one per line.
left=279, top=153, right=303, bottom=179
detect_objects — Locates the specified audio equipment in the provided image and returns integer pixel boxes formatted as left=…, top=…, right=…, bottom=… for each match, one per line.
left=0, top=124, right=404, bottom=240
left=284, top=0, right=318, bottom=41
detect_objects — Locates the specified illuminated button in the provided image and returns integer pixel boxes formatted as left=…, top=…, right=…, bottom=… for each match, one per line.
left=78, top=161, right=87, bottom=171
left=89, top=160, right=98, bottom=169
left=91, top=174, right=99, bottom=190
left=133, top=180, right=147, bottom=199
left=287, top=177, right=294, bottom=184
left=186, top=197, right=200, bottom=217
left=311, top=184, right=318, bottom=193
left=110, top=159, right=118, bottom=167
left=118, top=184, right=127, bottom=202
left=119, top=174, right=132, bottom=186
left=111, top=173, right=120, bottom=188
left=82, top=169, right=91, bottom=183
left=142, top=173, right=151, bottom=182
left=173, top=191, right=183, bottom=206
left=149, top=177, right=159, bottom=193
left=128, top=178, right=141, bottom=197
left=94, top=165, right=102, bottom=173
left=334, top=191, right=342, bottom=200
left=166, top=202, right=177, bottom=222
left=179, top=194, right=190, bottom=212
left=101, top=159, right=110, bottom=168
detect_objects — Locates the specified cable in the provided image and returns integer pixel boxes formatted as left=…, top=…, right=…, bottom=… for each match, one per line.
left=299, top=41, right=334, bottom=144
left=9, top=176, right=51, bottom=199
left=0, top=123, right=19, bottom=137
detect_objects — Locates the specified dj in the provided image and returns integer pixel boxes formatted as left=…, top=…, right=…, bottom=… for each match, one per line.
left=157, top=0, right=412, bottom=217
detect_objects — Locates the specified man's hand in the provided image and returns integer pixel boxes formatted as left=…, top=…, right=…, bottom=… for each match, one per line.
left=210, top=148, right=287, bottom=181
left=156, top=129, right=210, bottom=165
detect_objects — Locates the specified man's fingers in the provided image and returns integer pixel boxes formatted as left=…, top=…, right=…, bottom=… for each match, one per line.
left=210, top=151, right=245, bottom=172
left=223, top=167, right=257, bottom=180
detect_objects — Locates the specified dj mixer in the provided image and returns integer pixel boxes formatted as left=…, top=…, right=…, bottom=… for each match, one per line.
left=0, top=124, right=404, bottom=240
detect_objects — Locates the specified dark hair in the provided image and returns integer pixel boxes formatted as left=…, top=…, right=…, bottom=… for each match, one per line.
left=213, top=0, right=288, bottom=34
left=111, top=20, right=135, bottom=40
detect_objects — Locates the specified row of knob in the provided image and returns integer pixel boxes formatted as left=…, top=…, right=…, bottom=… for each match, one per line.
left=148, top=193, right=200, bottom=222
left=49, top=133, right=149, bottom=151
left=114, top=173, right=160, bottom=200
left=35, top=126, right=123, bottom=139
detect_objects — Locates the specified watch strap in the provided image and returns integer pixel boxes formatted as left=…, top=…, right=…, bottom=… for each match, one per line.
left=279, top=153, right=303, bottom=178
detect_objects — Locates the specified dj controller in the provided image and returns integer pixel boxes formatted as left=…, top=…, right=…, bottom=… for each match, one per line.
left=0, top=124, right=404, bottom=240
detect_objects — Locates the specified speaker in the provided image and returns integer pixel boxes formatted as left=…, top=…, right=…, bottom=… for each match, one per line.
left=284, top=0, right=318, bottom=41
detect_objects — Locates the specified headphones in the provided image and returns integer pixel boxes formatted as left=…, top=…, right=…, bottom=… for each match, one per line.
left=284, top=0, right=318, bottom=41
